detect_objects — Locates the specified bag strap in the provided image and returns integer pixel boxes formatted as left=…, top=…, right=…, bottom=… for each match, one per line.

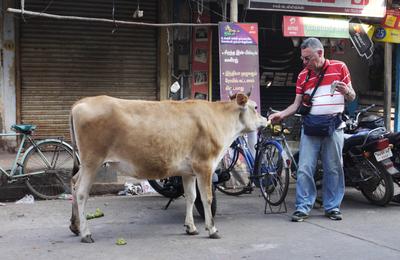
left=309, top=61, right=329, bottom=99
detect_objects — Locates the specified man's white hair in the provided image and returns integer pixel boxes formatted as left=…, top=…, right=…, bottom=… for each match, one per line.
left=301, top=38, right=324, bottom=52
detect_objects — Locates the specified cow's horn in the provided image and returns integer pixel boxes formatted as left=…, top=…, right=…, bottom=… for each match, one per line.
left=246, top=86, right=253, bottom=97
left=228, top=90, right=235, bottom=100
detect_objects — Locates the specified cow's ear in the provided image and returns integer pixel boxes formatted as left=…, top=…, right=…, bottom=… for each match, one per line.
left=236, top=93, right=248, bottom=106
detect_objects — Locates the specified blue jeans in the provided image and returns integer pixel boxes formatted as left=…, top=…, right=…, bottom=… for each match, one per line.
left=296, top=128, right=345, bottom=214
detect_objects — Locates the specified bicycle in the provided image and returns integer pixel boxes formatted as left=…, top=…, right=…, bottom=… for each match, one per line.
left=266, top=108, right=302, bottom=177
left=215, top=128, right=290, bottom=207
left=0, top=124, right=79, bottom=199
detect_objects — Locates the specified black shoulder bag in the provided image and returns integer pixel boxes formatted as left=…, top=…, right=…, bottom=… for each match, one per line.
left=300, top=64, right=343, bottom=136
left=296, top=66, right=328, bottom=116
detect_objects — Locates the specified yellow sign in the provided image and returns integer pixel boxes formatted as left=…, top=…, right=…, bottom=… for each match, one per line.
left=373, top=25, right=400, bottom=43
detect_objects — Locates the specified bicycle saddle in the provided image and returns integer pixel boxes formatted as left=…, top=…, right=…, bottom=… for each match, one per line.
left=11, top=124, right=36, bottom=133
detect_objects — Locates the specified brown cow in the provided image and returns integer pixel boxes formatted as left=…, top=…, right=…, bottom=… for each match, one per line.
left=69, top=94, right=268, bottom=243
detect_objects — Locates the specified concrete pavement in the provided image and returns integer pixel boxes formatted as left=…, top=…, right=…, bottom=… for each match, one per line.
left=0, top=186, right=400, bottom=259
left=0, top=150, right=130, bottom=201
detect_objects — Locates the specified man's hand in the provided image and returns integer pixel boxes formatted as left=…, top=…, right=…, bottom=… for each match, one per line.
left=334, top=81, right=350, bottom=95
left=268, top=112, right=283, bottom=123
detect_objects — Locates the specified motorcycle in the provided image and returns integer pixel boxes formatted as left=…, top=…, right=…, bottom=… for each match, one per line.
left=344, top=104, right=400, bottom=203
left=148, top=176, right=217, bottom=219
left=292, top=106, right=398, bottom=206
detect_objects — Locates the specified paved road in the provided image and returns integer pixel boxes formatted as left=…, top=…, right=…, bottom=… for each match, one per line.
left=1, top=187, right=400, bottom=260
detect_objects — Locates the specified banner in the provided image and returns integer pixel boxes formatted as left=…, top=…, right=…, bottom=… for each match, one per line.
left=381, top=9, right=400, bottom=29
left=349, top=18, right=374, bottom=59
left=373, top=25, right=400, bottom=43
left=248, top=0, right=386, bottom=18
left=283, top=16, right=349, bottom=38
left=370, top=8, right=400, bottom=44
left=218, top=22, right=261, bottom=111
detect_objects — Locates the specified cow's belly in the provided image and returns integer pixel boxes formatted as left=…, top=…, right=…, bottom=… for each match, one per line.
left=105, top=157, right=195, bottom=180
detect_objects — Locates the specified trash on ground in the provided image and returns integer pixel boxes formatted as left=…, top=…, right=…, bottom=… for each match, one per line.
left=86, top=208, right=104, bottom=220
left=58, top=193, right=73, bottom=200
left=116, top=238, right=127, bottom=245
left=117, top=182, right=143, bottom=196
left=15, top=194, right=34, bottom=204
left=0, top=202, right=6, bottom=206
left=140, top=180, right=156, bottom=194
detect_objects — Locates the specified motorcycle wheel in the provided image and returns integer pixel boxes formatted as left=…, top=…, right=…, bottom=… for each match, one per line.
left=360, top=159, right=394, bottom=206
left=194, top=183, right=217, bottom=219
left=148, top=177, right=184, bottom=198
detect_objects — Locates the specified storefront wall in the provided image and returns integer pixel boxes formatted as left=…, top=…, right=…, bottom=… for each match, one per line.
left=8, top=0, right=159, bottom=140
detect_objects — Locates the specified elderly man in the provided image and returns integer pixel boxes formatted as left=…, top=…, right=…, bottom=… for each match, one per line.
left=269, top=38, right=356, bottom=222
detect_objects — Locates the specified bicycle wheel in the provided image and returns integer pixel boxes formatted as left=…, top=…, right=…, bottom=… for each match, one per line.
left=215, top=147, right=251, bottom=196
left=256, top=142, right=289, bottom=206
left=23, top=140, right=75, bottom=199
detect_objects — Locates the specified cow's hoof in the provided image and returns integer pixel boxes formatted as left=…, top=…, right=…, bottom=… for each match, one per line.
left=69, top=224, right=80, bottom=236
left=185, top=229, right=199, bottom=236
left=209, top=231, right=221, bottom=239
left=81, top=235, right=94, bottom=243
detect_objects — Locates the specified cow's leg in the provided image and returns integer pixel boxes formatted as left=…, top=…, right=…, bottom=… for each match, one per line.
left=75, top=164, right=98, bottom=243
left=181, top=175, right=198, bottom=235
left=195, top=167, right=220, bottom=239
left=70, top=172, right=80, bottom=236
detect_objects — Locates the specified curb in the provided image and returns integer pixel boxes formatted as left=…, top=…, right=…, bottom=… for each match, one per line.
left=0, top=182, right=125, bottom=202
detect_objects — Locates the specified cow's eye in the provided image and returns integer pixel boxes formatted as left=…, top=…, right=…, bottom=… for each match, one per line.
left=255, top=106, right=258, bottom=110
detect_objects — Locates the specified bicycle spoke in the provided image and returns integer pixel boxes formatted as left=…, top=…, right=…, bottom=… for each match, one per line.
left=257, top=143, right=289, bottom=206
left=215, top=146, right=251, bottom=196
left=24, top=142, right=74, bottom=199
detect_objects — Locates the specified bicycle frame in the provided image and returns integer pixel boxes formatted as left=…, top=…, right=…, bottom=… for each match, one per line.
left=0, top=131, right=63, bottom=180
left=269, top=133, right=296, bottom=172
left=0, top=131, right=27, bottom=179
left=234, top=131, right=287, bottom=181
left=236, top=136, right=256, bottom=174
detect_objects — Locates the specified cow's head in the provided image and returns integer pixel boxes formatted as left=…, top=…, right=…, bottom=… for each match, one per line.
left=232, top=93, right=268, bottom=133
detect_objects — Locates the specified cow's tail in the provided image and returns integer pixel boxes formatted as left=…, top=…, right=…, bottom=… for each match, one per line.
left=70, top=112, right=80, bottom=176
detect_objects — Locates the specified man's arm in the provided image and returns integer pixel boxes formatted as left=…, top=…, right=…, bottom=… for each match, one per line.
left=344, top=83, right=356, bottom=101
left=269, top=94, right=303, bottom=122
left=334, top=81, right=356, bottom=102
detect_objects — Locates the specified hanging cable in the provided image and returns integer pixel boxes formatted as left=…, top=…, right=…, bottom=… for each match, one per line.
left=196, top=0, right=204, bottom=23
left=166, top=27, right=171, bottom=56
left=7, top=8, right=218, bottom=27
left=20, top=0, right=26, bottom=22
left=191, top=0, right=227, bottom=21
left=111, top=0, right=118, bottom=33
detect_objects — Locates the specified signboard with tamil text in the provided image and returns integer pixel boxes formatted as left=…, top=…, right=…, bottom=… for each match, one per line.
left=218, top=22, right=260, bottom=111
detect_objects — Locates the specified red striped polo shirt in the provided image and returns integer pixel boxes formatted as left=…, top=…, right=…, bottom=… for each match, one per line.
left=296, top=59, right=351, bottom=115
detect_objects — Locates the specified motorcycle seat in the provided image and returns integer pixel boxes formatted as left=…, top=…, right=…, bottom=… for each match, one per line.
left=343, top=132, right=380, bottom=152
left=384, top=132, right=400, bottom=145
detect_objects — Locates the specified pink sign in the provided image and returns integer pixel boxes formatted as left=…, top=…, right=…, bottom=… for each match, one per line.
left=219, top=22, right=261, bottom=111
left=248, top=0, right=386, bottom=18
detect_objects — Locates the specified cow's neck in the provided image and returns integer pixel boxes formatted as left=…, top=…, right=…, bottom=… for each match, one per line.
left=213, top=102, right=247, bottom=143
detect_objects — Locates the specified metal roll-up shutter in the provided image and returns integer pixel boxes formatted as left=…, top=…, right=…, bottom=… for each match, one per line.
left=19, top=0, right=158, bottom=139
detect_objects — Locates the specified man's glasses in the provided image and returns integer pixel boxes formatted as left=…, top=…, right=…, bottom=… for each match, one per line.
left=300, top=55, right=313, bottom=63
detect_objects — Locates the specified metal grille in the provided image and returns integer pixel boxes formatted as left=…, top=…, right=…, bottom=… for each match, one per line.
left=19, top=0, right=158, bottom=139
